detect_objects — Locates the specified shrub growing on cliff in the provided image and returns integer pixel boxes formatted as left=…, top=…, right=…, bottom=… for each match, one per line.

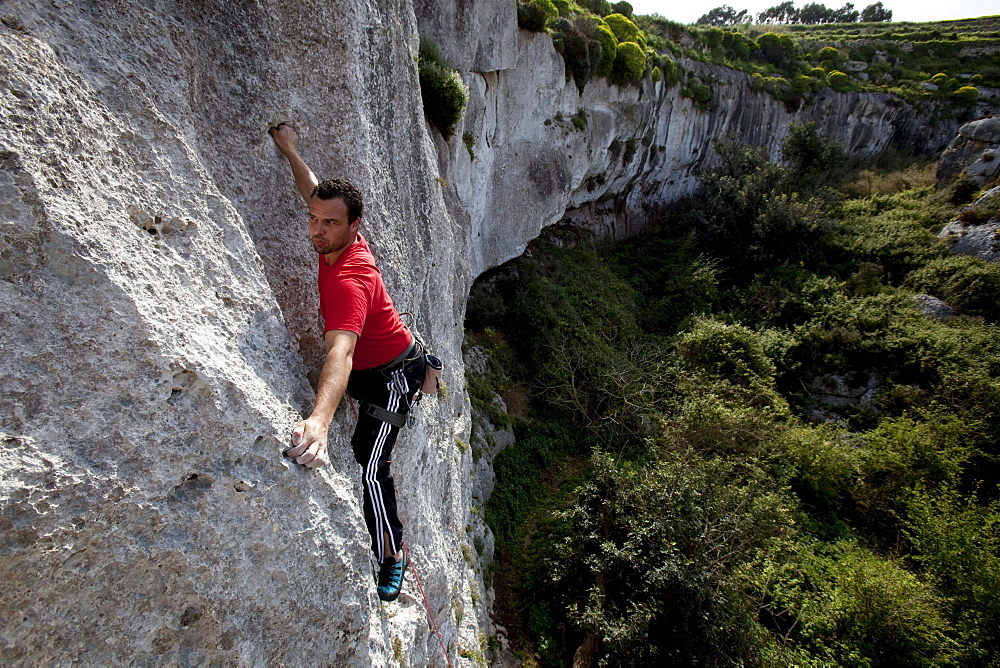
left=592, top=19, right=618, bottom=76
left=418, top=38, right=469, bottom=139
left=517, top=0, right=557, bottom=31
left=827, top=69, right=850, bottom=90
left=551, top=17, right=593, bottom=92
left=952, top=85, right=979, bottom=105
left=604, top=12, right=645, bottom=47
left=611, top=41, right=646, bottom=84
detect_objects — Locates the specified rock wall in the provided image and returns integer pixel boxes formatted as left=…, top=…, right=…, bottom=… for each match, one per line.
left=428, top=18, right=958, bottom=278
left=0, top=0, right=957, bottom=665
left=2, top=1, right=474, bottom=665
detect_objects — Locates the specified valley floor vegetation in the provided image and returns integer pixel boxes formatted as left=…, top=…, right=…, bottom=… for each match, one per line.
left=465, top=124, right=1000, bottom=665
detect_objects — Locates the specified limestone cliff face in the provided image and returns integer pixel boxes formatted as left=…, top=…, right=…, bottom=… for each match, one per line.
left=2, top=2, right=471, bottom=665
left=0, top=1, right=956, bottom=664
left=419, top=8, right=958, bottom=278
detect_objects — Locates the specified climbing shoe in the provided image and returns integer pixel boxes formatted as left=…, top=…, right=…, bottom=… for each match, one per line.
left=376, top=551, right=408, bottom=602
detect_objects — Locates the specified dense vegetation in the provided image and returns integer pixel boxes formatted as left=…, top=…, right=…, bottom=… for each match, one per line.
left=466, top=125, right=1000, bottom=665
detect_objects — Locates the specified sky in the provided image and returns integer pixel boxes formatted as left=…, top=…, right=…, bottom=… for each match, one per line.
left=627, top=0, right=1000, bottom=25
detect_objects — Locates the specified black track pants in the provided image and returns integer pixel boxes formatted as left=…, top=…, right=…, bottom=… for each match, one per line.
left=347, top=352, right=425, bottom=561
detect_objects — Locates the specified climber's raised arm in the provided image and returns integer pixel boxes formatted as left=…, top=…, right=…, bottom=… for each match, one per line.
left=268, top=123, right=318, bottom=202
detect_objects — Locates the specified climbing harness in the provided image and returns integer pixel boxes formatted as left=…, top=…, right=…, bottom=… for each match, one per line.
left=403, top=542, right=453, bottom=668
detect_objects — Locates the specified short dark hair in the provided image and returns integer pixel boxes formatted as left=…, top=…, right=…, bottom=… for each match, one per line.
left=311, top=178, right=364, bottom=222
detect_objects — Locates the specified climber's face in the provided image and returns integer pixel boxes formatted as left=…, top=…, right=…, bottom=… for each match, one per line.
left=308, top=195, right=359, bottom=260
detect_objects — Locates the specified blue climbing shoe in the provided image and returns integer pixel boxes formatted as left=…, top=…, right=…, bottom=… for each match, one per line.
left=377, top=551, right=408, bottom=602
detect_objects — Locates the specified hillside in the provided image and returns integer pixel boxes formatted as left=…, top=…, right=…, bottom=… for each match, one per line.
left=636, top=13, right=1000, bottom=111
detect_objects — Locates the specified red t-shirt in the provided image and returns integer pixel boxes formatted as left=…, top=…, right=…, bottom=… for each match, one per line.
left=318, top=233, right=410, bottom=370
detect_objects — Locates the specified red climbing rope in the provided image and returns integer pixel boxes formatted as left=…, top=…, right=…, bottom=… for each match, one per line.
left=403, top=542, right=453, bottom=668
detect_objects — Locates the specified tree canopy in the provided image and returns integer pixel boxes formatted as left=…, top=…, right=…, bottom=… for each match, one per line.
left=698, top=1, right=893, bottom=25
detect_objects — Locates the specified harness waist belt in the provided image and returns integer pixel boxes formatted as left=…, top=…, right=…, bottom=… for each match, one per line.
left=364, top=338, right=417, bottom=374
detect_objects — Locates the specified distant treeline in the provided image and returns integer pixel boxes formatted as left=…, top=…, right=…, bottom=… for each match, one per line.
left=698, top=1, right=892, bottom=26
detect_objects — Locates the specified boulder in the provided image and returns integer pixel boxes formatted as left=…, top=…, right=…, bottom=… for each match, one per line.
left=938, top=219, right=1000, bottom=262
left=913, top=294, right=955, bottom=319
left=937, top=115, right=1000, bottom=186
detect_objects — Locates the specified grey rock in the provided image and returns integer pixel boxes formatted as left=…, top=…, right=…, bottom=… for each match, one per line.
left=913, top=294, right=955, bottom=319
left=938, top=219, right=1000, bottom=262
left=807, top=373, right=881, bottom=422
left=937, top=115, right=1000, bottom=186
left=960, top=116, right=1000, bottom=143
left=844, top=60, right=868, bottom=72
left=976, top=185, right=1000, bottom=207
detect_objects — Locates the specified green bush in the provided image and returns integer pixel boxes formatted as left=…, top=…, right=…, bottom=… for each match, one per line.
left=604, top=12, right=645, bottom=47
left=781, top=121, right=843, bottom=185
left=651, top=65, right=661, bottom=82
left=905, top=254, right=1000, bottom=321
left=953, top=85, right=980, bottom=104
left=683, top=75, right=714, bottom=106
left=551, top=17, right=593, bottom=92
left=578, top=0, right=611, bottom=14
left=418, top=38, right=469, bottom=139
left=853, top=412, right=975, bottom=530
left=756, top=32, right=798, bottom=70
left=755, top=539, right=956, bottom=665
left=592, top=20, right=618, bottom=76
left=675, top=316, right=777, bottom=387
left=904, top=488, right=1000, bottom=658
left=792, top=74, right=817, bottom=94
left=659, top=54, right=678, bottom=85
left=606, top=232, right=719, bottom=333
left=827, top=69, right=850, bottom=90
left=610, top=40, right=645, bottom=84
left=818, top=45, right=843, bottom=62
left=517, top=0, right=557, bottom=31
left=541, top=452, right=790, bottom=665
left=611, top=0, right=633, bottom=17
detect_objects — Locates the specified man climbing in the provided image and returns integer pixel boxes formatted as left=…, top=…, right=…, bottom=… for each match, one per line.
left=269, top=123, right=425, bottom=603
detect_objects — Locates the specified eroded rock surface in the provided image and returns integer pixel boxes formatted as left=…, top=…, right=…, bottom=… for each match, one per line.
left=938, top=185, right=1000, bottom=262
left=937, top=115, right=1000, bottom=186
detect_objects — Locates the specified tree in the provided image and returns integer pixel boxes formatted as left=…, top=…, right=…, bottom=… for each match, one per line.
left=757, top=1, right=799, bottom=24
left=833, top=2, right=860, bottom=22
left=611, top=0, right=634, bottom=17
left=696, top=4, right=751, bottom=26
left=781, top=121, right=843, bottom=185
left=861, top=1, right=892, bottom=22
left=798, top=2, right=836, bottom=24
